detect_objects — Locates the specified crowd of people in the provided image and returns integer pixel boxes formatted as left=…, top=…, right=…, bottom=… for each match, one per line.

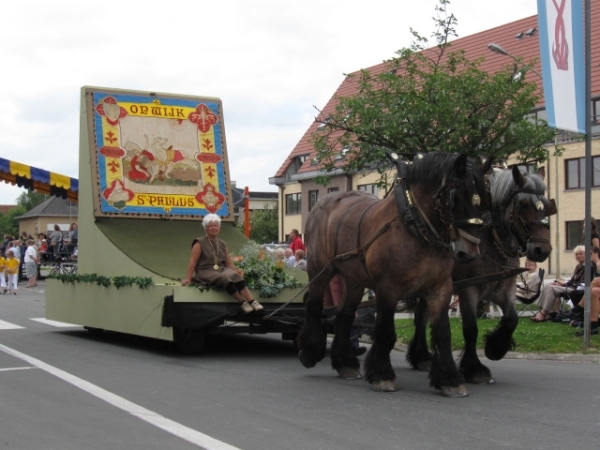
left=529, top=218, right=600, bottom=336
left=0, top=223, right=78, bottom=294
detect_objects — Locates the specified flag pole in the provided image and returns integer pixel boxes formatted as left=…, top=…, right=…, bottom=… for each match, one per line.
left=582, top=0, right=592, bottom=347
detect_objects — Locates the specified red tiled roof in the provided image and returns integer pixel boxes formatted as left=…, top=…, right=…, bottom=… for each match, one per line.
left=275, top=7, right=600, bottom=178
left=0, top=205, right=18, bottom=214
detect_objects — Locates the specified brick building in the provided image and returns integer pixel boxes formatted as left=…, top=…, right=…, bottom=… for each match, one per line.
left=270, top=6, right=600, bottom=277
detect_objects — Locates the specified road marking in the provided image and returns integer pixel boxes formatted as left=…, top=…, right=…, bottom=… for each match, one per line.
left=30, top=318, right=80, bottom=328
left=0, top=320, right=24, bottom=330
left=0, top=343, right=242, bottom=450
left=0, top=366, right=36, bottom=372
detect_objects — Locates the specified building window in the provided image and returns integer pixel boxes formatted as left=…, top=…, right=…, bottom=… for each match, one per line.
left=565, top=156, right=600, bottom=190
left=285, top=193, right=301, bottom=215
left=327, top=187, right=339, bottom=194
left=357, top=184, right=379, bottom=197
left=565, top=219, right=600, bottom=250
left=308, top=190, right=319, bottom=212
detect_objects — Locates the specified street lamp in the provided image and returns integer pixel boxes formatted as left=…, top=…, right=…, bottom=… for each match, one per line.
left=487, top=43, right=543, bottom=79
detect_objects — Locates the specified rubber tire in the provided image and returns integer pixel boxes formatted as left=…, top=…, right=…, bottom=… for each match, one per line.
left=174, top=327, right=206, bottom=355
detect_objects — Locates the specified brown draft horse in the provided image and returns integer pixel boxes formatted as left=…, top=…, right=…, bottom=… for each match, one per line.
left=297, top=152, right=492, bottom=397
left=407, top=166, right=554, bottom=384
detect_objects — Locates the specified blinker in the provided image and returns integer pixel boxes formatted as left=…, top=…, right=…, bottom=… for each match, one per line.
left=546, top=199, right=558, bottom=216
left=472, top=194, right=481, bottom=206
left=535, top=200, right=544, bottom=211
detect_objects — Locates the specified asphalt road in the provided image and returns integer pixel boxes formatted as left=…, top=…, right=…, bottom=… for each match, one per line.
left=0, top=282, right=598, bottom=450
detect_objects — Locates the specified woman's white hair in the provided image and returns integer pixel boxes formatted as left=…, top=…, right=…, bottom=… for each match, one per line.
left=573, top=245, right=585, bottom=254
left=202, top=214, right=221, bottom=229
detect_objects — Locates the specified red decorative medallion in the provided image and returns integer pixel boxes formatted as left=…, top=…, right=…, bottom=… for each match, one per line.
left=195, top=153, right=222, bottom=164
left=188, top=104, right=219, bottom=133
left=195, top=183, right=225, bottom=213
left=99, top=146, right=126, bottom=158
left=96, top=96, right=128, bottom=125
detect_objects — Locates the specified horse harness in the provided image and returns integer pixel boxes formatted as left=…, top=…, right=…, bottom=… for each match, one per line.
left=390, top=153, right=482, bottom=251
left=327, top=153, right=483, bottom=279
left=491, top=186, right=556, bottom=259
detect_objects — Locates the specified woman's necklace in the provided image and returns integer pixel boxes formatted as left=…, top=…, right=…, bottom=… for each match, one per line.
left=207, top=238, right=219, bottom=270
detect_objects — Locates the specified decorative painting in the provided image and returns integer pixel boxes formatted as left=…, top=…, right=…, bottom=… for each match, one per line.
left=85, top=88, right=233, bottom=220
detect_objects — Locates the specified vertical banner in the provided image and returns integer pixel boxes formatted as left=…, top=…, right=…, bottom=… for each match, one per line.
left=537, top=0, right=585, bottom=133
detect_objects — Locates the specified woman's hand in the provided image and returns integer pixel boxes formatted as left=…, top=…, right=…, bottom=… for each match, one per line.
left=181, top=279, right=191, bottom=286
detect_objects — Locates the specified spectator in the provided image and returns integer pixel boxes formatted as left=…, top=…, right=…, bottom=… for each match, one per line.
left=0, top=252, right=6, bottom=293
left=516, top=259, right=541, bottom=300
left=284, top=248, right=296, bottom=268
left=24, top=239, right=39, bottom=288
left=67, top=223, right=78, bottom=253
left=531, top=246, right=595, bottom=322
left=5, top=250, right=19, bottom=294
left=274, top=248, right=286, bottom=268
left=323, top=274, right=367, bottom=356
left=49, top=224, right=63, bottom=256
left=587, top=217, right=599, bottom=249
left=289, top=229, right=305, bottom=253
left=294, top=249, right=307, bottom=271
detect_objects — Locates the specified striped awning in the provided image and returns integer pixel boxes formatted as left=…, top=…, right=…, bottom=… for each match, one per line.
left=0, top=158, right=78, bottom=202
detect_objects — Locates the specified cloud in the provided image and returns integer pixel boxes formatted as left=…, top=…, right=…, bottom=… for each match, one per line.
left=0, top=0, right=537, bottom=204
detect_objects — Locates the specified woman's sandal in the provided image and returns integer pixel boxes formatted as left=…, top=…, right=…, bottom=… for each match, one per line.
left=530, top=312, right=551, bottom=322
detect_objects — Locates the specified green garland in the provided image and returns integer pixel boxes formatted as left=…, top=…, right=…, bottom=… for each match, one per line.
left=233, top=241, right=303, bottom=298
left=48, top=273, right=154, bottom=290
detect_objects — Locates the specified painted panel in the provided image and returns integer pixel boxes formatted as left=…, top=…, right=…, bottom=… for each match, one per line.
left=86, top=88, right=234, bottom=220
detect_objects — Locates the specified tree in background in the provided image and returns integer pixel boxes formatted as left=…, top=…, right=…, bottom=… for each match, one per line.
left=17, top=190, right=50, bottom=211
left=312, top=0, right=558, bottom=188
left=0, top=205, right=26, bottom=237
left=248, top=202, right=279, bottom=244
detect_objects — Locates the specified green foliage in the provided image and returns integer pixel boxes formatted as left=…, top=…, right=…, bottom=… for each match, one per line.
left=312, top=0, right=558, bottom=188
left=17, top=190, right=50, bottom=211
left=0, top=205, right=27, bottom=237
left=394, top=317, right=599, bottom=353
left=48, top=273, right=154, bottom=290
left=233, top=241, right=302, bottom=298
left=243, top=202, right=279, bottom=244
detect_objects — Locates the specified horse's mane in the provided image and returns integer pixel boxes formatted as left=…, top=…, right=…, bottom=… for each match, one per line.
left=408, top=152, right=471, bottom=186
left=489, top=168, right=547, bottom=208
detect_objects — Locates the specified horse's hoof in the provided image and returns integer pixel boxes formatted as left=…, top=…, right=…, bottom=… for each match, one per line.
left=440, top=384, right=469, bottom=398
left=469, top=374, right=496, bottom=384
left=416, top=361, right=432, bottom=372
left=371, top=380, right=397, bottom=392
left=298, top=350, right=316, bottom=368
left=337, top=367, right=362, bottom=380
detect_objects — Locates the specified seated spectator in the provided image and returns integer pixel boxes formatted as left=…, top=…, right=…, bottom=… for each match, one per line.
left=516, top=259, right=541, bottom=300
left=569, top=246, right=600, bottom=334
left=294, top=249, right=307, bottom=271
left=67, top=223, right=78, bottom=253
left=284, top=248, right=296, bottom=268
left=49, top=224, right=63, bottom=256
left=274, top=248, right=286, bottom=268
left=531, top=246, right=596, bottom=322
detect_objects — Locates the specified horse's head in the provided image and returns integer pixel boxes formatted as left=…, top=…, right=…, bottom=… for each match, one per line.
left=490, top=166, right=554, bottom=262
left=409, top=153, right=491, bottom=263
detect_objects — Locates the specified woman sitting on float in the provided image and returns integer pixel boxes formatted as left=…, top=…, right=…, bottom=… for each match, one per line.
left=181, top=213, right=263, bottom=314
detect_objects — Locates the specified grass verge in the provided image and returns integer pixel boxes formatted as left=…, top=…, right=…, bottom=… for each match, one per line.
left=394, top=317, right=600, bottom=354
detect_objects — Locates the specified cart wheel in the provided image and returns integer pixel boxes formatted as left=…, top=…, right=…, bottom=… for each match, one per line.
left=84, top=326, right=104, bottom=336
left=174, top=327, right=206, bottom=355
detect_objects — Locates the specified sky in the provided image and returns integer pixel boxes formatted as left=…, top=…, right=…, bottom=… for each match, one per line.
left=0, top=0, right=539, bottom=204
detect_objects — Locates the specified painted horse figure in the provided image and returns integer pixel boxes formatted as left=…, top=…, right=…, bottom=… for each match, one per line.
left=407, top=166, right=554, bottom=384
left=297, top=152, right=492, bottom=397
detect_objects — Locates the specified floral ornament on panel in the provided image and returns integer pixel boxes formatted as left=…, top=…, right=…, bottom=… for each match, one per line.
left=96, top=97, right=128, bottom=126
left=188, top=103, right=219, bottom=133
left=102, top=179, right=135, bottom=210
left=195, top=183, right=225, bottom=213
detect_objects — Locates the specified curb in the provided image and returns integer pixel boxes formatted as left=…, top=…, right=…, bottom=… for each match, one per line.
left=392, top=343, right=600, bottom=363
